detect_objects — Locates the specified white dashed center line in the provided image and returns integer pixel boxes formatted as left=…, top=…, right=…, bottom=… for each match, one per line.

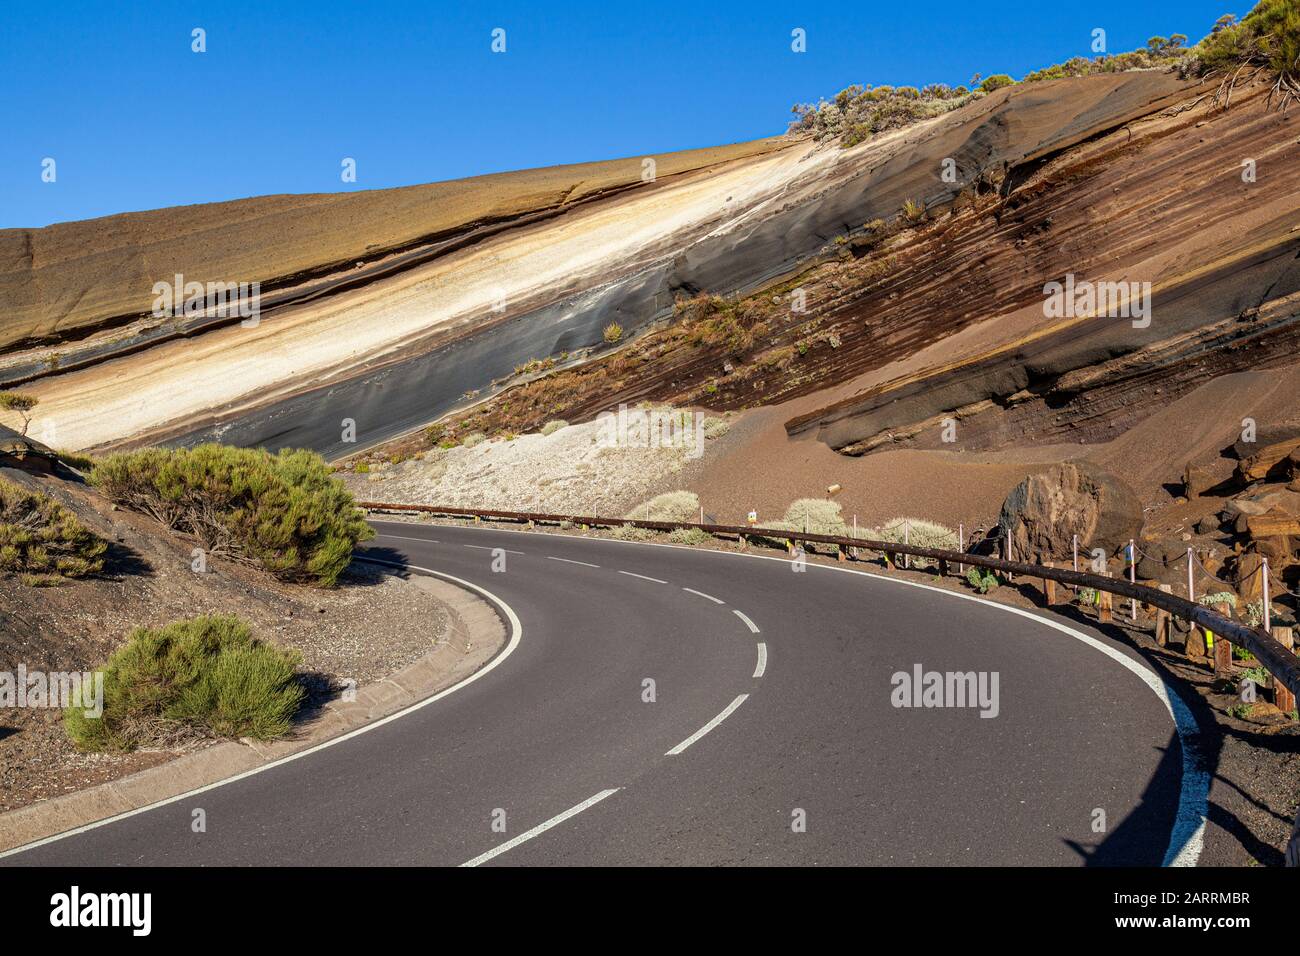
left=666, top=694, right=749, bottom=756
left=733, top=609, right=761, bottom=633
left=618, top=570, right=667, bottom=584
left=464, top=544, right=524, bottom=554
left=375, top=533, right=441, bottom=544
left=459, top=788, right=621, bottom=867
left=547, top=556, right=600, bottom=568
left=681, top=587, right=725, bottom=604
left=753, top=642, right=767, bottom=678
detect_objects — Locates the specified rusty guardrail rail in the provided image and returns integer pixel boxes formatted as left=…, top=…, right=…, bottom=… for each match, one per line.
left=358, top=501, right=1300, bottom=702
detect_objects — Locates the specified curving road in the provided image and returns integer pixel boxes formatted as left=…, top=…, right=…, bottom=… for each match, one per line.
left=2, top=521, right=1198, bottom=866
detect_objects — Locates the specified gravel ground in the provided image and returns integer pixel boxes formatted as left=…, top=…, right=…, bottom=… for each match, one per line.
left=346, top=414, right=732, bottom=516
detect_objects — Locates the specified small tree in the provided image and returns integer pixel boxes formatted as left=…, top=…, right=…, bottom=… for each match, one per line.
left=0, top=392, right=37, bottom=437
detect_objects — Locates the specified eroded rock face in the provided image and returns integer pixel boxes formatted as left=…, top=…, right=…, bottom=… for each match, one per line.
left=1233, top=424, right=1300, bottom=483
left=999, top=462, right=1144, bottom=562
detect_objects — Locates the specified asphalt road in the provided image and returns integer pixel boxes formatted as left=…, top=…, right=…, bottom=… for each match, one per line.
left=3, top=521, right=1194, bottom=866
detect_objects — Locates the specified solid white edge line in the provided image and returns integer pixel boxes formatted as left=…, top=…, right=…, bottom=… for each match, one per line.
left=0, top=559, right=524, bottom=861
left=460, top=788, right=621, bottom=867
left=666, top=694, right=749, bottom=756
left=384, top=521, right=1207, bottom=867
left=733, top=609, right=760, bottom=633
left=681, top=587, right=725, bottom=604
left=753, top=643, right=767, bottom=679
left=618, top=570, right=667, bottom=584
left=547, top=555, right=600, bottom=568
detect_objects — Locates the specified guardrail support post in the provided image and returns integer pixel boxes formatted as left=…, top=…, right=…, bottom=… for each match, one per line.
left=938, top=558, right=948, bottom=578
left=1099, top=588, right=1113, bottom=623
left=1155, top=584, right=1173, bottom=646
left=1212, top=602, right=1234, bottom=679
left=738, top=533, right=747, bottom=549
left=1042, top=563, right=1056, bottom=606
left=1275, top=627, right=1296, bottom=714
left=884, top=551, right=895, bottom=570
left=837, top=543, right=847, bottom=562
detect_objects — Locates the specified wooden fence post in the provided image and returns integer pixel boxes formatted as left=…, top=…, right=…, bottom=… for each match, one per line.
left=1276, top=626, right=1296, bottom=715
left=884, top=551, right=896, bottom=570
left=1213, top=630, right=1233, bottom=678
left=1041, top=561, right=1056, bottom=606
left=938, top=558, right=948, bottom=578
left=1099, top=588, right=1113, bottom=623
left=1155, top=584, right=1173, bottom=647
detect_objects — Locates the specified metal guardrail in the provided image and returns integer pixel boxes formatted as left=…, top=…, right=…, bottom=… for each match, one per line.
left=357, top=501, right=1300, bottom=702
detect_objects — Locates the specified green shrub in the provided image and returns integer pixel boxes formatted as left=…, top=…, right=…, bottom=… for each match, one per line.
left=967, top=567, right=1000, bottom=593
left=540, top=419, right=568, bottom=436
left=666, top=527, right=713, bottom=546
left=782, top=498, right=846, bottom=536
left=702, top=416, right=730, bottom=440
left=0, top=477, right=106, bottom=581
left=979, top=74, right=1016, bottom=93
left=0, top=391, right=38, bottom=436
left=90, top=445, right=372, bottom=587
left=1239, top=666, right=1270, bottom=687
left=461, top=431, right=487, bottom=448
left=607, top=525, right=656, bottom=541
left=626, top=491, right=700, bottom=523
left=1199, top=591, right=1238, bottom=608
left=603, top=322, right=624, bottom=344
left=868, top=517, right=957, bottom=570
left=64, top=614, right=305, bottom=752
left=1244, top=599, right=1285, bottom=629
left=1196, top=0, right=1300, bottom=84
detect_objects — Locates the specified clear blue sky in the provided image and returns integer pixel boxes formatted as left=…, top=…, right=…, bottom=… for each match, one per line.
left=0, top=0, right=1235, bottom=228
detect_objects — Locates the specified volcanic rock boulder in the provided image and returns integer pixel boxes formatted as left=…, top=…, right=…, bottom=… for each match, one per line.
left=1236, top=552, right=1267, bottom=604
left=1233, top=424, right=1300, bottom=483
left=1184, top=462, right=1213, bottom=498
left=999, top=462, right=1144, bottom=563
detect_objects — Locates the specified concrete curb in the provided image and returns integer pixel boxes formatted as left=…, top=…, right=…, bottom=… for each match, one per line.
left=0, top=565, right=507, bottom=854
